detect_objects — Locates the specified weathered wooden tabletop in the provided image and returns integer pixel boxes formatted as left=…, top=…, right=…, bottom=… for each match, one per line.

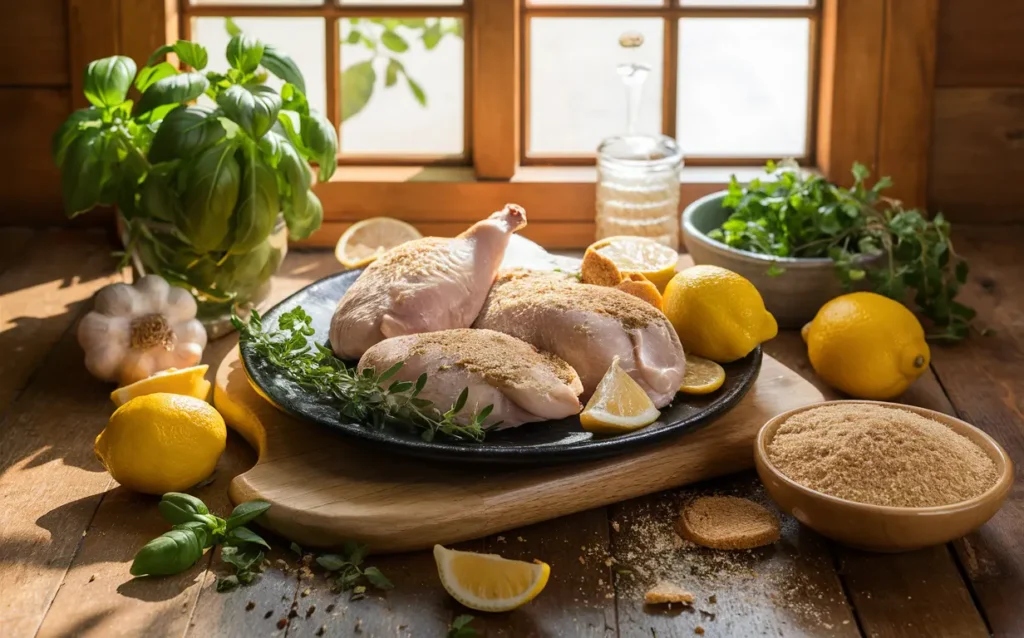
left=1, top=226, right=1021, bottom=638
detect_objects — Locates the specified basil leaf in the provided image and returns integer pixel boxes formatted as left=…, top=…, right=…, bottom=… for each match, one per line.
left=423, top=23, right=443, bottom=50
left=138, top=165, right=181, bottom=223
left=158, top=492, right=211, bottom=525
left=229, top=150, right=279, bottom=254
left=262, top=45, right=306, bottom=93
left=283, top=189, right=323, bottom=241
left=340, top=61, right=376, bottom=122
left=83, top=56, right=136, bottom=108
left=130, top=528, right=205, bottom=577
left=51, top=108, right=102, bottom=166
left=179, top=143, right=241, bottom=252
left=226, top=34, right=265, bottom=73
left=174, top=521, right=212, bottom=549
left=299, top=110, right=337, bottom=182
left=385, top=59, right=402, bottom=88
left=60, top=128, right=111, bottom=218
left=216, top=575, right=240, bottom=592
left=174, top=41, right=209, bottom=70
left=134, top=62, right=177, bottom=93
left=406, top=76, right=426, bottom=107
left=225, top=17, right=242, bottom=37
left=218, top=84, right=282, bottom=140
left=136, top=72, right=210, bottom=117
left=226, top=525, right=271, bottom=549
left=363, top=566, right=394, bottom=590
left=258, top=130, right=286, bottom=167
left=280, top=83, right=309, bottom=116
left=225, top=499, right=272, bottom=530
left=149, top=105, right=225, bottom=163
left=344, top=541, right=368, bottom=567
left=221, top=544, right=264, bottom=572
left=381, top=31, right=409, bottom=53
left=316, top=554, right=347, bottom=571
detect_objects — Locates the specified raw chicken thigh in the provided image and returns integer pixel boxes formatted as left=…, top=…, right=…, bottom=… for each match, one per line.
left=330, top=205, right=527, bottom=359
left=474, top=271, right=686, bottom=408
left=358, top=329, right=583, bottom=429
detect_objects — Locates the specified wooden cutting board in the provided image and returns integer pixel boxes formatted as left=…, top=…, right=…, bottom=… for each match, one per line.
left=214, top=346, right=823, bottom=554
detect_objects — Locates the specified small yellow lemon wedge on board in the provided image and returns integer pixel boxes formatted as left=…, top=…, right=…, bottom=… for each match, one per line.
left=433, top=545, right=550, bottom=612
left=110, top=365, right=210, bottom=407
left=678, top=354, right=726, bottom=395
left=582, top=236, right=678, bottom=291
left=334, top=217, right=422, bottom=269
left=579, top=356, right=660, bottom=434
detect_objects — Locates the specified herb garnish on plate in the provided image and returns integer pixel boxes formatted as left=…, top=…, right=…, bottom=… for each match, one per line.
left=234, top=307, right=493, bottom=442
left=708, top=160, right=976, bottom=341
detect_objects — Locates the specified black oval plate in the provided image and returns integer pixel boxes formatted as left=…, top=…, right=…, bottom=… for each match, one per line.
left=240, top=270, right=762, bottom=465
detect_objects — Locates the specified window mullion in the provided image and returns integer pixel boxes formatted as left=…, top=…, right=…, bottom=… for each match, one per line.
left=471, top=0, right=520, bottom=179
left=326, top=14, right=340, bottom=154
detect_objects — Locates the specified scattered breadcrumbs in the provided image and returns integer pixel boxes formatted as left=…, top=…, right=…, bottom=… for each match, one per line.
left=645, top=581, right=695, bottom=605
left=767, top=404, right=998, bottom=507
left=677, top=496, right=781, bottom=550
left=694, top=626, right=705, bottom=635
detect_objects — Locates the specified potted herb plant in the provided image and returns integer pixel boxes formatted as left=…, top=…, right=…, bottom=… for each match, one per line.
left=53, top=35, right=336, bottom=337
left=682, top=160, right=974, bottom=340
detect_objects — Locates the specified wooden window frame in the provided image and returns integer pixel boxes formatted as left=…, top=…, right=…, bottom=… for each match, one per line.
left=71, top=0, right=937, bottom=248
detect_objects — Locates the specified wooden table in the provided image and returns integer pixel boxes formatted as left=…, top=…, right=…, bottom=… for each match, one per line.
left=1, top=226, right=1021, bottom=638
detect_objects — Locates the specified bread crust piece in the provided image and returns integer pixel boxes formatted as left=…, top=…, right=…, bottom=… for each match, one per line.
left=675, top=496, right=781, bottom=550
left=644, top=581, right=695, bottom=605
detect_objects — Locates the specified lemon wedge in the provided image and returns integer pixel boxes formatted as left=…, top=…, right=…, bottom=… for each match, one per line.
left=579, top=356, right=660, bottom=434
left=678, top=354, right=726, bottom=395
left=110, top=365, right=211, bottom=407
left=433, top=545, right=550, bottom=612
left=583, top=236, right=678, bottom=291
left=335, top=217, right=422, bottom=269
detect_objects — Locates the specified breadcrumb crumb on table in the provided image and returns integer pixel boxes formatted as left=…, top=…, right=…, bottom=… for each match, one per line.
left=645, top=581, right=695, bottom=605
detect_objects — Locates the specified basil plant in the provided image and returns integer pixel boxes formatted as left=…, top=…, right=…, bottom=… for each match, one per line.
left=53, top=36, right=337, bottom=329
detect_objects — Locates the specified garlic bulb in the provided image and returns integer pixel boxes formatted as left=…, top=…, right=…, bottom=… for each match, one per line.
left=78, top=275, right=207, bottom=385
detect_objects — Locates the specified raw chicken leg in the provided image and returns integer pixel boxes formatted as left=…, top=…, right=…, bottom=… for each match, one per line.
left=473, top=271, right=686, bottom=408
left=330, top=205, right=527, bottom=359
left=358, top=329, right=583, bottom=429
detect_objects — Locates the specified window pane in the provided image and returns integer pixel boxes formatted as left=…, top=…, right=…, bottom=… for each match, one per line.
left=339, top=18, right=464, bottom=156
left=680, top=0, right=814, bottom=6
left=192, top=17, right=327, bottom=114
left=676, top=18, right=809, bottom=157
left=529, top=18, right=663, bottom=155
left=190, top=0, right=322, bottom=5
left=528, top=1, right=663, bottom=6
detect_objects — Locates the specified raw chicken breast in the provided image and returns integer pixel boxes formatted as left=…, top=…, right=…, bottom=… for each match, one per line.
left=474, top=271, right=686, bottom=408
left=330, top=205, right=527, bottom=359
left=358, top=329, right=583, bottom=430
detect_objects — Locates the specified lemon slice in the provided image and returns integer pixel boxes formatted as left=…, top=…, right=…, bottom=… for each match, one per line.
left=433, top=545, right=550, bottom=612
left=679, top=354, right=726, bottom=395
left=579, top=356, right=660, bottom=434
left=586, top=236, right=678, bottom=291
left=335, top=217, right=422, bottom=269
left=110, top=365, right=211, bottom=407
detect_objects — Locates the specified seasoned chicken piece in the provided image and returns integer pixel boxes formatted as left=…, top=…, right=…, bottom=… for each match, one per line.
left=330, top=205, right=527, bottom=359
left=358, top=329, right=583, bottom=429
left=473, top=271, right=685, bottom=408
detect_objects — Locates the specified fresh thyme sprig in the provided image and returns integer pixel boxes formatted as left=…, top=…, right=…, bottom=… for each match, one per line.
left=232, top=307, right=491, bottom=442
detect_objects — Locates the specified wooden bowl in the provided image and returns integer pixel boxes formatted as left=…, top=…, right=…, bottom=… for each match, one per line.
left=754, top=400, right=1014, bottom=552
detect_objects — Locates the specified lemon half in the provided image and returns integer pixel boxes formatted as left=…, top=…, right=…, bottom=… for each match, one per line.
left=583, top=236, right=678, bottom=291
left=335, top=217, right=422, bottom=269
left=433, top=545, right=550, bottom=612
left=110, top=365, right=211, bottom=407
left=579, top=356, right=661, bottom=434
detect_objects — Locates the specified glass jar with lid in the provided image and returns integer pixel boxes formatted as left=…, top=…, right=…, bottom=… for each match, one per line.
left=596, top=134, right=683, bottom=248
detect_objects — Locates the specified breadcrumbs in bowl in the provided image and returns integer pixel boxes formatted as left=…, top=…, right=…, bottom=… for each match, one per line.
left=754, top=400, right=1014, bottom=552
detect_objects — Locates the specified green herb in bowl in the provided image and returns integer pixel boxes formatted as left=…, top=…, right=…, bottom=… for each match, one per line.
left=707, top=160, right=976, bottom=341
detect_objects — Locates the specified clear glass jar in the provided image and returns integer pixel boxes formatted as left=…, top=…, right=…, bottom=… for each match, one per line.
left=595, top=134, right=684, bottom=248
left=124, top=215, right=288, bottom=339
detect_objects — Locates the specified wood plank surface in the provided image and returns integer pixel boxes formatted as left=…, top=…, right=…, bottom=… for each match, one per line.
left=0, top=0, right=68, bottom=86
left=68, top=0, right=120, bottom=110
left=0, top=89, right=71, bottom=223
left=936, top=0, right=1024, bottom=87
left=929, top=88, right=1024, bottom=222
left=928, top=225, right=1024, bottom=637
left=876, top=0, right=938, bottom=209
left=119, top=0, right=178, bottom=73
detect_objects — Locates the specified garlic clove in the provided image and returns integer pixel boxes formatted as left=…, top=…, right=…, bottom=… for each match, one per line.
left=133, top=275, right=172, bottom=314
left=93, top=282, right=139, bottom=317
left=165, top=286, right=200, bottom=325
left=173, top=319, right=208, bottom=352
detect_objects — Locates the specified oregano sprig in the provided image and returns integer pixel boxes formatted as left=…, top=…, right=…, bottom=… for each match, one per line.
left=233, top=307, right=492, bottom=442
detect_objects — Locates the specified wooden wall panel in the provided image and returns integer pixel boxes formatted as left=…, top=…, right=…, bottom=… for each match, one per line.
left=67, top=0, right=120, bottom=110
left=936, top=0, right=1024, bottom=87
left=0, top=0, right=68, bottom=86
left=0, top=89, right=70, bottom=223
left=929, top=88, right=1024, bottom=222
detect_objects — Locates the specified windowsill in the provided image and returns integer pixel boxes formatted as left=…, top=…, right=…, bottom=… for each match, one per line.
left=324, top=164, right=777, bottom=185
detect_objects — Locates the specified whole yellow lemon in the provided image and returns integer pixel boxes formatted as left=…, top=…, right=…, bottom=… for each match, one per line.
left=663, top=265, right=778, bottom=363
left=802, top=292, right=930, bottom=400
left=95, top=393, right=226, bottom=495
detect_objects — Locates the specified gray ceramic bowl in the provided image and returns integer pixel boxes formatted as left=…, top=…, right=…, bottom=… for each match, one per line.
left=681, top=192, right=879, bottom=329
